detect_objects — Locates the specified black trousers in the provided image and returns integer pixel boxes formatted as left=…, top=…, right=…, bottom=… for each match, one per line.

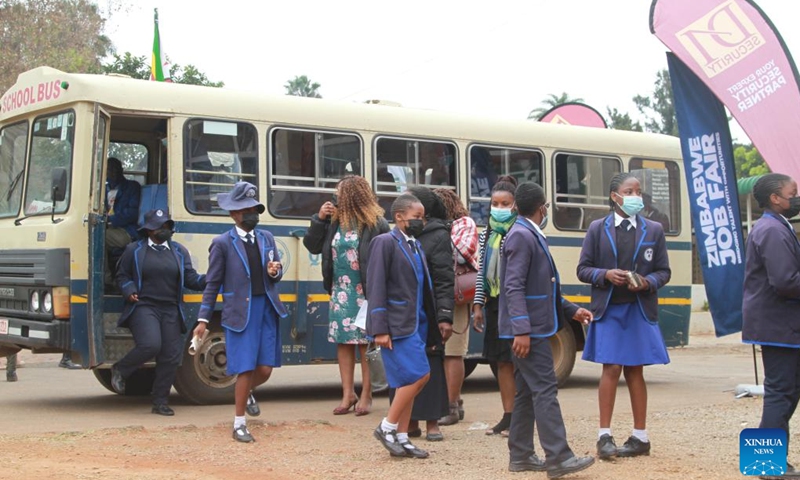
left=508, top=337, right=574, bottom=466
left=761, top=345, right=800, bottom=447
left=116, top=303, right=183, bottom=405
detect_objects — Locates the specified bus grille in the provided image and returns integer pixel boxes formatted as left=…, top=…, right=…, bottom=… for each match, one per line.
left=0, top=249, right=69, bottom=286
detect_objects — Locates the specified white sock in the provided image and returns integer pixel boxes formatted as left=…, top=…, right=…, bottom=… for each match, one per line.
left=598, top=428, right=612, bottom=439
left=381, top=418, right=398, bottom=433
left=234, top=415, right=246, bottom=429
left=632, top=428, right=649, bottom=442
left=396, top=432, right=409, bottom=444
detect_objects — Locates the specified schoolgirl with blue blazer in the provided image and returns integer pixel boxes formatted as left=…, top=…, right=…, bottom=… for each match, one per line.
left=577, top=173, right=671, bottom=460
left=367, top=194, right=435, bottom=460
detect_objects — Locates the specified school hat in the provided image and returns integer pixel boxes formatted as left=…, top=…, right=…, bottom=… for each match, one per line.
left=217, top=181, right=265, bottom=213
left=139, top=209, right=174, bottom=232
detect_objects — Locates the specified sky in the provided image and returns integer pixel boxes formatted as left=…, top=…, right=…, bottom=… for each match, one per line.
left=103, top=0, right=800, bottom=143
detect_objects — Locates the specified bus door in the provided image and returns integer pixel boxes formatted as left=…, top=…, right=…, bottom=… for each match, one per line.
left=86, top=106, right=110, bottom=366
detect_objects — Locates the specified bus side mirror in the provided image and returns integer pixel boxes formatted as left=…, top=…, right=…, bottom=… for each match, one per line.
left=51, top=168, right=67, bottom=203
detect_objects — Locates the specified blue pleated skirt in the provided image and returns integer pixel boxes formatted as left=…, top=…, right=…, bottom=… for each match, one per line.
left=582, top=302, right=670, bottom=366
left=381, top=333, right=430, bottom=388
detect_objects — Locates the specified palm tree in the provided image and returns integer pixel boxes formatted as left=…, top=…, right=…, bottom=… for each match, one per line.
left=284, top=75, right=322, bottom=98
left=527, top=92, right=584, bottom=120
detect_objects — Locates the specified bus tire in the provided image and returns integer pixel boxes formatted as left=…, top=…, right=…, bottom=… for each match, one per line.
left=93, top=368, right=155, bottom=396
left=550, top=327, right=577, bottom=388
left=464, top=359, right=479, bottom=378
left=173, top=324, right=236, bottom=405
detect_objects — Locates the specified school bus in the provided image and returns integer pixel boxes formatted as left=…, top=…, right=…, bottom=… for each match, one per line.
left=0, top=67, right=692, bottom=403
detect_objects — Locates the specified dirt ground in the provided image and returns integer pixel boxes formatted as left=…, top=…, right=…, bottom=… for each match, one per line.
left=0, top=336, right=780, bottom=480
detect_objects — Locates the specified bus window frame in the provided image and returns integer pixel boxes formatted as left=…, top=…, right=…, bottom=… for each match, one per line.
left=108, top=141, right=149, bottom=186
left=551, top=150, right=622, bottom=233
left=629, top=157, right=682, bottom=236
left=267, top=125, right=365, bottom=220
left=24, top=109, right=76, bottom=217
left=467, top=142, right=545, bottom=225
left=183, top=117, right=259, bottom=217
left=0, top=120, right=30, bottom=219
left=372, top=134, right=459, bottom=201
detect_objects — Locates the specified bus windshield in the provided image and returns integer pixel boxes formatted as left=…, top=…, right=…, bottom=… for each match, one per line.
left=0, top=121, right=29, bottom=218
left=24, top=111, right=75, bottom=215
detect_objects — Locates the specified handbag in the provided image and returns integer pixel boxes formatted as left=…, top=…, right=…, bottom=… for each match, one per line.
left=365, top=342, right=388, bottom=393
left=454, top=263, right=477, bottom=306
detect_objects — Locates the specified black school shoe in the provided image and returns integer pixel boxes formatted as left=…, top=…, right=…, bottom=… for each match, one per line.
left=616, top=436, right=651, bottom=457
left=151, top=404, right=174, bottom=416
left=392, top=441, right=429, bottom=459
left=246, top=392, right=260, bottom=417
left=509, top=454, right=547, bottom=472
left=111, top=366, right=126, bottom=394
left=597, top=434, right=618, bottom=459
left=373, top=426, right=405, bottom=456
left=547, top=456, right=595, bottom=479
left=233, top=424, right=255, bottom=443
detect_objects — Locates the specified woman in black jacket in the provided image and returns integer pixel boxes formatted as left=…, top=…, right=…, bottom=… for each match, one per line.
left=402, top=186, right=454, bottom=441
left=303, top=176, right=389, bottom=416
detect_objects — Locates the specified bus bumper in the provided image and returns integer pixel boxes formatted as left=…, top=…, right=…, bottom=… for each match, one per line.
left=0, top=316, right=70, bottom=353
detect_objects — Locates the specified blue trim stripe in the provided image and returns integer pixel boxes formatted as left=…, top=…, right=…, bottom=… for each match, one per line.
left=743, top=340, right=800, bottom=349
left=525, top=295, right=547, bottom=300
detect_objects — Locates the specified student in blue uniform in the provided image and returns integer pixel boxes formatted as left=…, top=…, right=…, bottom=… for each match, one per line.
left=367, top=194, right=434, bottom=459
left=743, top=173, right=800, bottom=473
left=577, top=172, right=671, bottom=459
left=193, top=182, right=288, bottom=443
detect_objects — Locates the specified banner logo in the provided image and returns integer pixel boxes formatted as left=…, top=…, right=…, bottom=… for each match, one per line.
left=676, top=0, right=765, bottom=78
left=740, top=428, right=786, bottom=476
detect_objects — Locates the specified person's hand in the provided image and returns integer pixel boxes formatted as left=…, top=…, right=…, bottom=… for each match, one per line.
left=573, top=307, right=594, bottom=326
left=193, top=322, right=207, bottom=339
left=439, top=322, right=453, bottom=343
left=605, top=269, right=628, bottom=286
left=127, top=293, right=139, bottom=303
left=268, top=261, right=281, bottom=277
left=512, top=335, right=531, bottom=359
left=472, top=306, right=485, bottom=333
left=628, top=274, right=650, bottom=292
left=374, top=334, right=392, bottom=350
left=318, top=201, right=336, bottom=221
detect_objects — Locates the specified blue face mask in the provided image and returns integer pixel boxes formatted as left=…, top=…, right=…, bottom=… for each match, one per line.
left=615, top=193, right=644, bottom=217
left=491, top=207, right=514, bottom=223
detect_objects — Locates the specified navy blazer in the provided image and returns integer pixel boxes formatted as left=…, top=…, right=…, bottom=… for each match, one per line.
left=366, top=228, right=436, bottom=340
left=116, top=239, right=206, bottom=333
left=743, top=212, right=800, bottom=347
left=198, top=228, right=288, bottom=332
left=577, top=214, right=671, bottom=322
left=498, top=218, right=579, bottom=339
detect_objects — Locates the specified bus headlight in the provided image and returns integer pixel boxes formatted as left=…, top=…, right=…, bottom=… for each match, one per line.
left=43, top=291, right=53, bottom=313
left=30, top=291, right=40, bottom=312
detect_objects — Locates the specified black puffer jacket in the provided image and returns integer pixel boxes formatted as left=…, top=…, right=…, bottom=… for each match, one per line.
left=417, top=218, right=455, bottom=326
left=303, top=214, right=390, bottom=296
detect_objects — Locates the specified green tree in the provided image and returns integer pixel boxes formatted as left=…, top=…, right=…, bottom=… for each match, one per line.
left=633, top=69, right=678, bottom=136
left=527, top=92, right=584, bottom=120
left=606, top=107, right=643, bottom=132
left=102, top=52, right=224, bottom=87
left=0, top=0, right=112, bottom=93
left=733, top=144, right=770, bottom=178
left=284, top=75, right=322, bottom=98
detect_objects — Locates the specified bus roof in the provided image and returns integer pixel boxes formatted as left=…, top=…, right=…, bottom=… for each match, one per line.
left=1, top=66, right=680, bottom=159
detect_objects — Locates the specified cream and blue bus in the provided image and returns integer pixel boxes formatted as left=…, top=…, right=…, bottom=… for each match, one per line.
left=0, top=67, right=692, bottom=403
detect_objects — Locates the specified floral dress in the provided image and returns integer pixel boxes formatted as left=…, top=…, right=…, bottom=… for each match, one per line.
left=328, top=226, right=368, bottom=344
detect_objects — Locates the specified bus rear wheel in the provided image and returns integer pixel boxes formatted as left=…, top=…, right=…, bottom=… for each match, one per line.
left=550, top=327, right=577, bottom=388
left=173, top=325, right=236, bottom=405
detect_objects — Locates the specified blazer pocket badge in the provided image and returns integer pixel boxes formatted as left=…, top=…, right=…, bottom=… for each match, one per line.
left=644, top=247, right=653, bottom=262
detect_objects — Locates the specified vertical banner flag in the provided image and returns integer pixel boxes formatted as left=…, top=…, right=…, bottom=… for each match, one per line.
left=650, top=0, right=800, bottom=182
left=668, top=52, right=744, bottom=336
left=538, top=102, right=608, bottom=129
left=150, top=9, right=170, bottom=82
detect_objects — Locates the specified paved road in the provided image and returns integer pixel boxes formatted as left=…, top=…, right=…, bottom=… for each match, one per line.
left=0, top=326, right=757, bottom=436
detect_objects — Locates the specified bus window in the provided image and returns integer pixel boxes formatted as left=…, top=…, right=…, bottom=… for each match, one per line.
left=184, top=119, right=258, bottom=215
left=468, top=144, right=543, bottom=224
left=553, top=153, right=620, bottom=231
left=0, top=121, right=29, bottom=218
left=630, top=158, right=681, bottom=235
left=269, top=128, right=362, bottom=218
left=374, top=137, right=457, bottom=217
left=108, top=142, right=148, bottom=186
left=24, top=111, right=75, bottom=215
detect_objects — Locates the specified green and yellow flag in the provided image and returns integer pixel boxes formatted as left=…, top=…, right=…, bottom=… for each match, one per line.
left=150, top=9, right=170, bottom=82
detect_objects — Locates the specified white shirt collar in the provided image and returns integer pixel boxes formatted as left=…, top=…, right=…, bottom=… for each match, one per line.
left=614, top=212, right=637, bottom=229
left=147, top=237, right=170, bottom=250
left=235, top=225, right=254, bottom=240
left=525, top=217, right=546, bottom=238
left=399, top=228, right=414, bottom=243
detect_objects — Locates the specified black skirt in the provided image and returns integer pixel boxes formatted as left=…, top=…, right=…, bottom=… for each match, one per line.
left=483, top=297, right=513, bottom=363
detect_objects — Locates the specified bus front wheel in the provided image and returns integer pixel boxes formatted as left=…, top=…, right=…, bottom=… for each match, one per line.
left=550, top=326, right=577, bottom=388
left=173, top=324, right=236, bottom=404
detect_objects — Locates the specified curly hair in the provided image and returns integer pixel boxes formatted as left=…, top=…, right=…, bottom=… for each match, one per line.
left=434, top=188, right=469, bottom=221
left=331, top=175, right=384, bottom=230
